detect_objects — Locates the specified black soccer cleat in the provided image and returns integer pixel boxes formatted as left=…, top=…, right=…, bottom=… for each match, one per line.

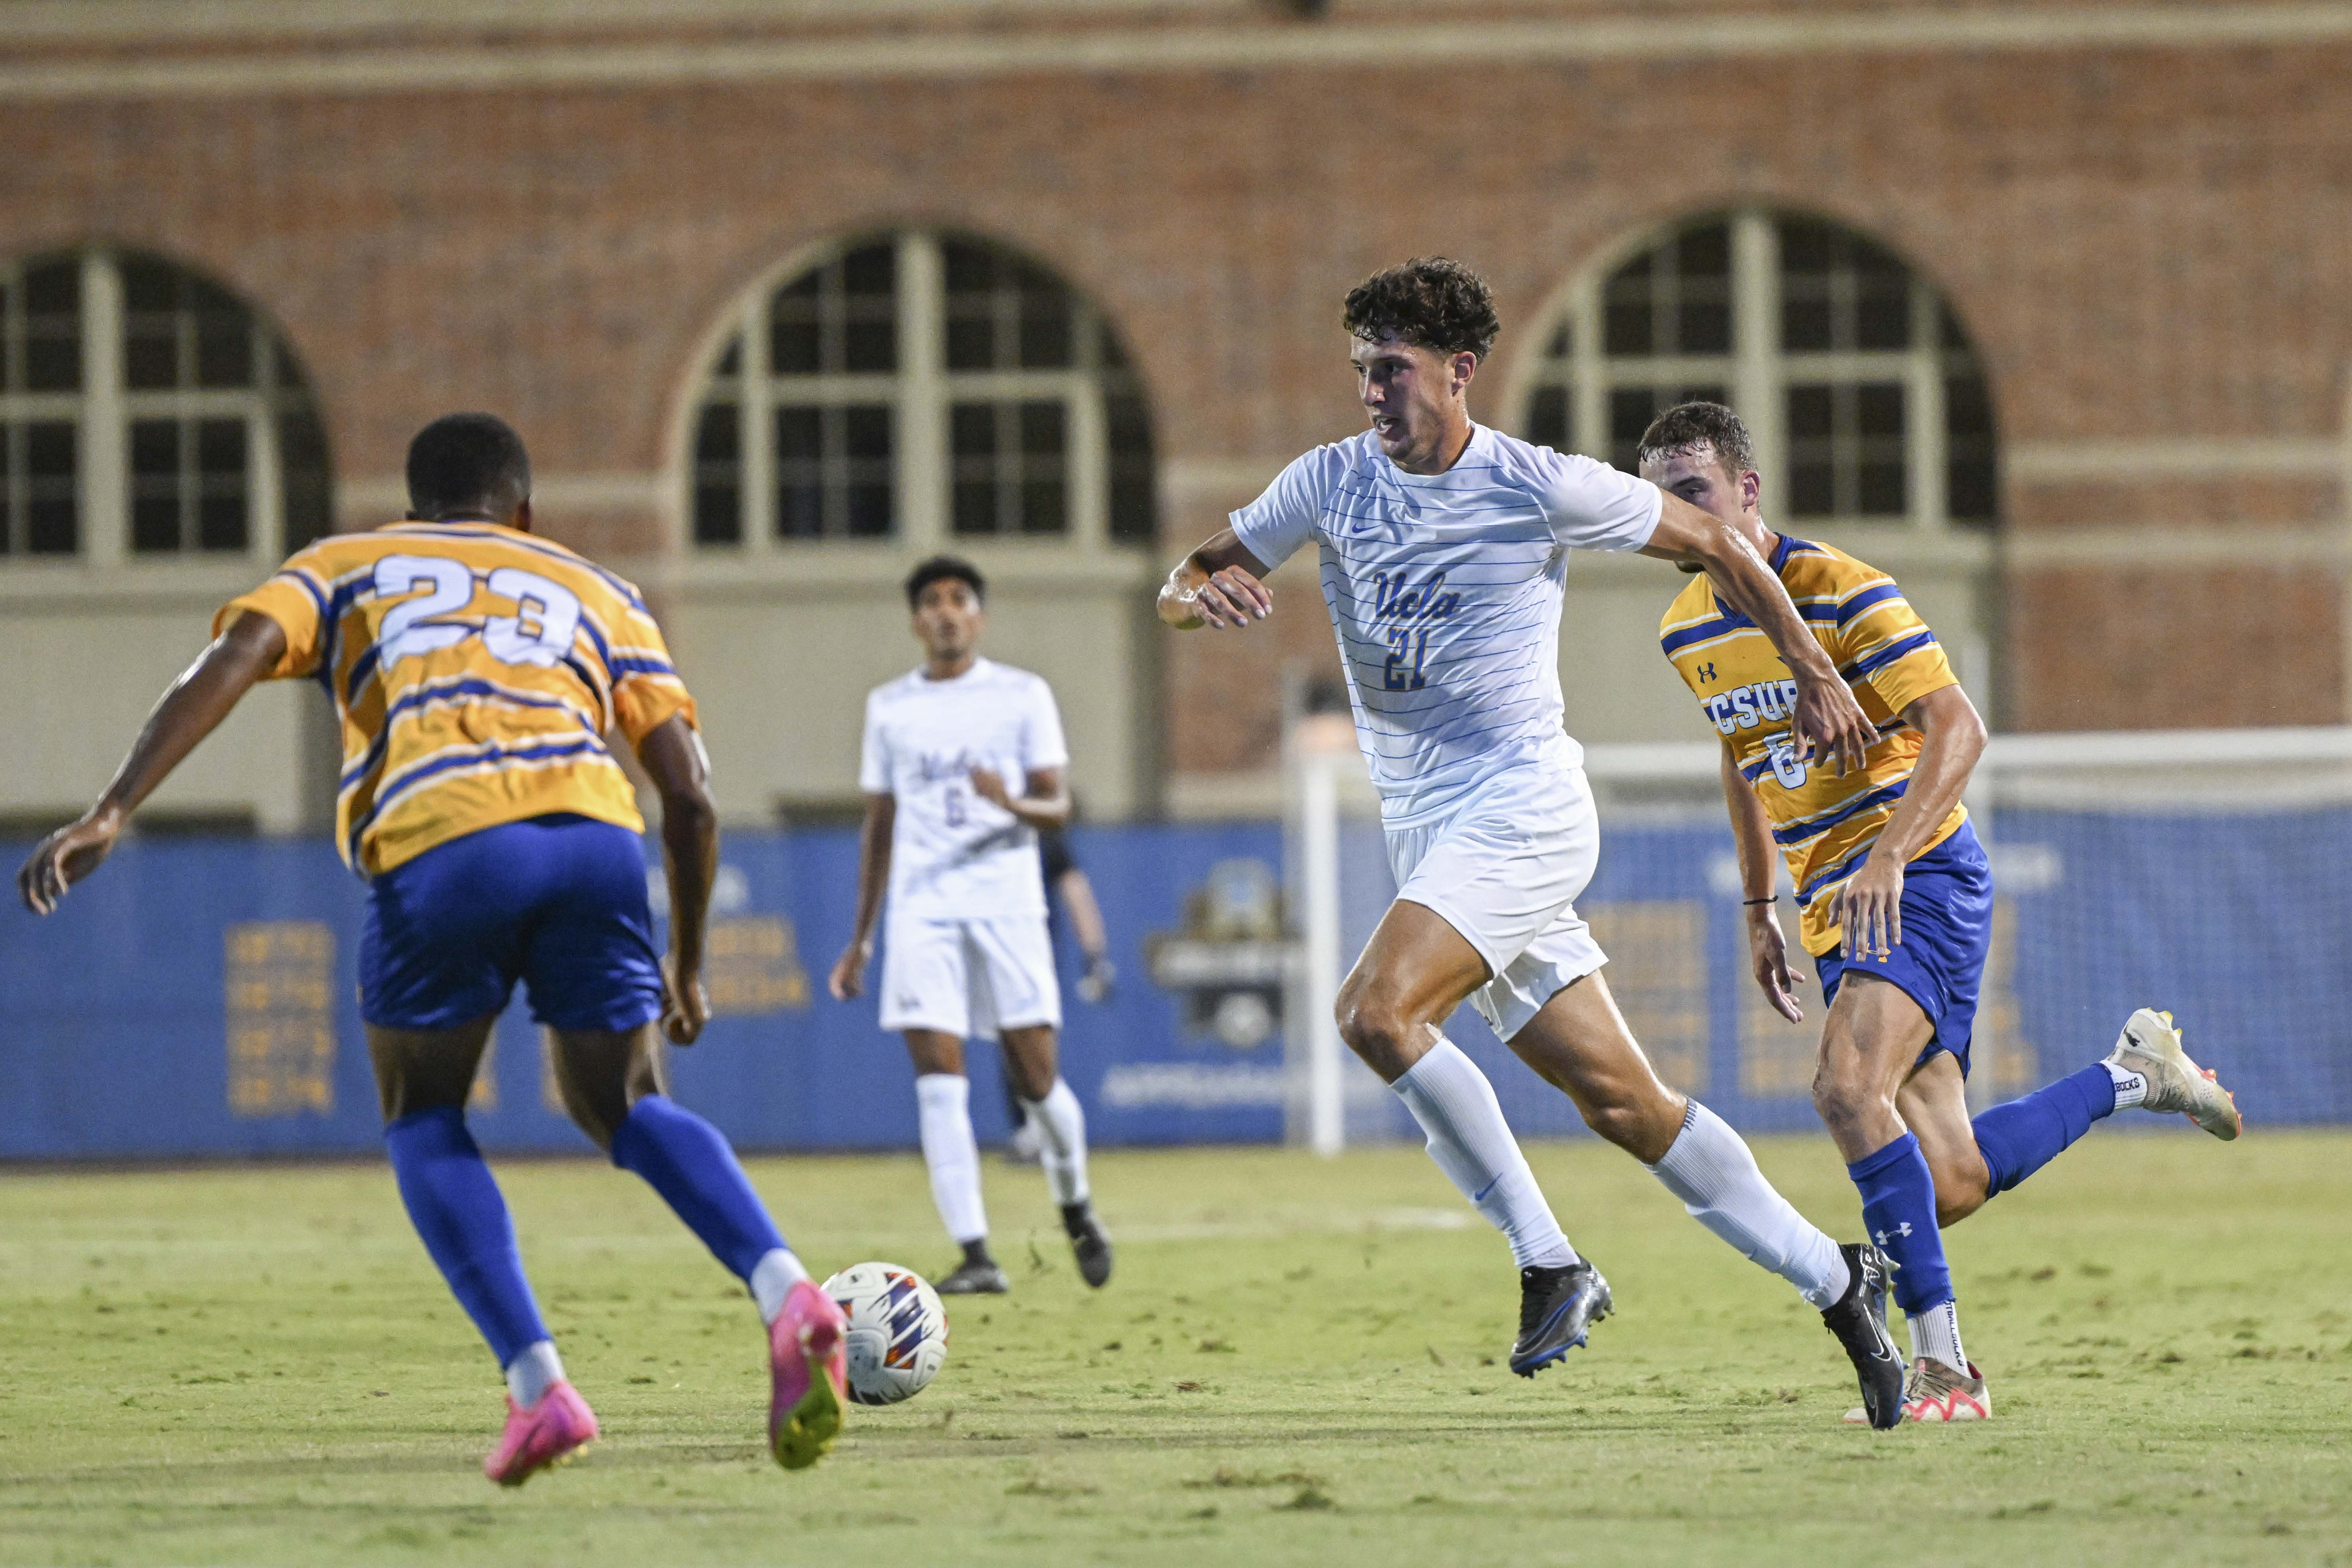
left=1509, top=1259, right=1612, bottom=1377
left=1062, top=1202, right=1114, bottom=1289
left=1821, top=1241, right=1904, bottom=1430
left=935, top=1243, right=1010, bottom=1296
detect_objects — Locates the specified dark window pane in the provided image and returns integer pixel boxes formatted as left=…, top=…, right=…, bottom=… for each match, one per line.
left=1855, top=283, right=1910, bottom=350
left=1018, top=292, right=1073, bottom=368
left=23, top=258, right=81, bottom=391
left=945, top=315, right=993, bottom=373
left=1789, top=461, right=1834, bottom=516
left=771, top=315, right=820, bottom=376
left=1778, top=218, right=1834, bottom=275
left=279, top=409, right=333, bottom=552
left=1781, top=297, right=1832, bottom=353
left=1856, top=383, right=1905, bottom=437
left=694, top=482, right=742, bottom=543
left=1679, top=301, right=1731, bottom=355
left=774, top=406, right=821, bottom=461
left=695, top=402, right=740, bottom=463
left=777, top=479, right=824, bottom=539
left=1609, top=388, right=1657, bottom=473
left=119, top=258, right=175, bottom=311
left=839, top=244, right=896, bottom=374
left=846, top=483, right=893, bottom=537
left=26, top=420, right=77, bottom=554
left=1945, top=372, right=1992, bottom=436
left=193, top=418, right=248, bottom=551
left=951, top=403, right=994, bottom=456
left=1785, top=385, right=1833, bottom=438
left=953, top=481, right=996, bottom=535
left=840, top=243, right=895, bottom=298
left=130, top=417, right=178, bottom=475
left=195, top=315, right=253, bottom=387
left=1677, top=222, right=1731, bottom=276
left=1545, top=323, right=1572, bottom=358
left=1604, top=294, right=1652, bottom=356
left=1021, top=480, right=1066, bottom=534
left=844, top=405, right=891, bottom=461
left=1526, top=385, right=1570, bottom=450
left=1946, top=373, right=1997, bottom=523
left=196, top=417, right=245, bottom=474
left=0, top=424, right=10, bottom=552
left=691, top=402, right=742, bottom=544
left=714, top=337, right=742, bottom=377
left=843, top=317, right=895, bottom=374
left=1858, top=461, right=1906, bottom=515
left=131, top=414, right=181, bottom=551
left=1105, top=386, right=1156, bottom=543
left=1018, top=401, right=1064, bottom=456
left=124, top=327, right=177, bottom=390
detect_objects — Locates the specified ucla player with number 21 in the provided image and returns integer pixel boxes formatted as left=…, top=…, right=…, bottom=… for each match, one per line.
left=16, top=414, right=850, bottom=1483
left=1159, top=258, right=1919, bottom=1418
left=1641, top=400, right=2241, bottom=1426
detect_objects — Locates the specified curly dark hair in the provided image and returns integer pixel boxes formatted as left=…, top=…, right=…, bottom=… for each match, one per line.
left=1635, top=401, right=1757, bottom=477
left=904, top=554, right=985, bottom=609
left=1342, top=257, right=1500, bottom=361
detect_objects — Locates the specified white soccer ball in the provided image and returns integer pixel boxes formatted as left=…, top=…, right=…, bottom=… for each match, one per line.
left=820, top=1261, right=950, bottom=1406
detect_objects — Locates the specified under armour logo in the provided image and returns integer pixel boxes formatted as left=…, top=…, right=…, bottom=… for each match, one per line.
left=1697, top=661, right=1717, bottom=682
left=1872, top=1223, right=1915, bottom=1245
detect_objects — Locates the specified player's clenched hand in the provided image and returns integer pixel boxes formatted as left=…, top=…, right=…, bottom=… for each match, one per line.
left=1833, top=852, right=1905, bottom=963
left=1189, top=564, right=1271, bottom=630
left=1789, top=669, right=1874, bottom=778
left=968, top=767, right=1010, bottom=809
left=661, top=958, right=710, bottom=1045
left=1745, top=903, right=1805, bottom=1024
left=16, top=812, right=123, bottom=916
left=828, top=941, right=870, bottom=1002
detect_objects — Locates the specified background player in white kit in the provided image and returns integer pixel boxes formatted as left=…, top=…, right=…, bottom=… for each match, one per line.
left=1158, top=259, right=1913, bottom=1423
left=830, top=556, right=1113, bottom=1296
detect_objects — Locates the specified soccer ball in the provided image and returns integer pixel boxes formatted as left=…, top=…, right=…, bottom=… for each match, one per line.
left=820, top=1261, right=949, bottom=1406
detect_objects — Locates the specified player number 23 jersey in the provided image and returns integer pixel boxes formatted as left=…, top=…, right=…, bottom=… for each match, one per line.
left=1659, top=534, right=1964, bottom=955
left=217, top=521, right=695, bottom=877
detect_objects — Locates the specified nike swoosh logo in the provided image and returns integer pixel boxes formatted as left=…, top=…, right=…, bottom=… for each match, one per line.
left=1472, top=1176, right=1501, bottom=1203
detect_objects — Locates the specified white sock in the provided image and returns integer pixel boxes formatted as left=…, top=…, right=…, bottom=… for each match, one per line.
left=2103, top=1058, right=2149, bottom=1110
left=1391, top=1038, right=1577, bottom=1271
left=1909, top=1300, right=1968, bottom=1373
left=504, top=1339, right=564, bottom=1408
left=749, top=1247, right=811, bottom=1326
left=914, top=1073, right=989, bottom=1245
left=1017, top=1078, right=1091, bottom=1208
left=1644, top=1100, right=1849, bottom=1308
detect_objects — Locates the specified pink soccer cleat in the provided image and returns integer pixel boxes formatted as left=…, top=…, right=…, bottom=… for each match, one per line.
left=768, top=1279, right=848, bottom=1471
left=483, top=1380, right=598, bottom=1486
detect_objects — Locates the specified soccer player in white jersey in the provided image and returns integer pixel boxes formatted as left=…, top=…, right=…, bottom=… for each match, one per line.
left=829, top=556, right=1112, bottom=1296
left=1158, top=257, right=1912, bottom=1417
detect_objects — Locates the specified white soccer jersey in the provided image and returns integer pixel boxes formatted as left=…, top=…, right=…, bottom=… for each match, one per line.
left=859, top=657, right=1070, bottom=919
left=1231, top=423, right=1663, bottom=823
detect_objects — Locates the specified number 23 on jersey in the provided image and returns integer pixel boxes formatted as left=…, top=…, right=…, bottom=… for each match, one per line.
left=374, top=554, right=584, bottom=669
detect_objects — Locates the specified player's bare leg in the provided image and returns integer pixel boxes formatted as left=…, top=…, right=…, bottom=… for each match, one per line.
left=1336, top=900, right=1606, bottom=1376
left=904, top=1029, right=1006, bottom=1293
left=1508, top=973, right=1901, bottom=1423
left=550, top=1021, right=844, bottom=1470
left=369, top=1018, right=597, bottom=1485
left=1815, top=974, right=1989, bottom=1424
left=999, top=1023, right=1112, bottom=1288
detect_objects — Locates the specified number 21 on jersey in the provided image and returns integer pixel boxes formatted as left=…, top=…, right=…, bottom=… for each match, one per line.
left=1384, top=626, right=1431, bottom=691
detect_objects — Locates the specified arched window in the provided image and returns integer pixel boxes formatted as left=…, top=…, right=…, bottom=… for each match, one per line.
left=1517, top=210, right=1995, bottom=529
left=0, top=250, right=331, bottom=561
left=687, top=231, right=1156, bottom=549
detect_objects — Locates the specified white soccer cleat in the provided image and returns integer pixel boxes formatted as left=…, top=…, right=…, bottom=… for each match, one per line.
left=1842, top=1358, right=1991, bottom=1426
left=2107, top=1008, right=2241, bottom=1141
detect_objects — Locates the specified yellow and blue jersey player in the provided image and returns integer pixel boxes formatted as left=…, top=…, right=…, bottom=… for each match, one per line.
left=1642, top=401, right=2241, bottom=1428
left=17, top=414, right=850, bottom=1484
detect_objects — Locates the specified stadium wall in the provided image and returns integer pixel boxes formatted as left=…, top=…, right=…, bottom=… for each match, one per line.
left=0, top=2, right=2348, bottom=833
left=3, top=813, right=2340, bottom=1162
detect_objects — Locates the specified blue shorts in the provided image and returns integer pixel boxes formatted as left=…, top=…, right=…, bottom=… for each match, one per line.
left=359, top=813, right=664, bottom=1033
left=1812, top=820, right=1992, bottom=1076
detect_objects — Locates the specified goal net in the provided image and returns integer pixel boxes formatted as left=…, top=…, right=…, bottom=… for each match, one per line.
left=1287, top=724, right=2352, bottom=1149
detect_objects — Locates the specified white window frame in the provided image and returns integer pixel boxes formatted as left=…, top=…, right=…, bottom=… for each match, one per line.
left=1508, top=207, right=1986, bottom=532
left=687, top=229, right=1126, bottom=556
left=0, top=248, right=313, bottom=569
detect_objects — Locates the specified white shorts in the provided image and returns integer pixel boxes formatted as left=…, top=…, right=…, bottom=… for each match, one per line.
left=1385, top=764, right=1608, bottom=1042
left=878, top=913, right=1063, bottom=1039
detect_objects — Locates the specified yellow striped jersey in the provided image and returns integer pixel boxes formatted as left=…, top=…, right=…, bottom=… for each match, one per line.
left=1658, top=534, right=1963, bottom=956
left=215, top=521, right=695, bottom=877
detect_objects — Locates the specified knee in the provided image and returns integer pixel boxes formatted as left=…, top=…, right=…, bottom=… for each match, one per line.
left=1335, top=982, right=1419, bottom=1081
left=1809, top=1063, right=1884, bottom=1138
left=1576, top=1096, right=1654, bottom=1154
left=1930, top=1154, right=1991, bottom=1227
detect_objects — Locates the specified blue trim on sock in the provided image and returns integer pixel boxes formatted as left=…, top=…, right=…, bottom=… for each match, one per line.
left=383, top=1105, right=547, bottom=1368
left=1972, top=1063, right=2117, bottom=1196
left=610, top=1094, right=787, bottom=1280
left=1846, top=1131, right=1953, bottom=1317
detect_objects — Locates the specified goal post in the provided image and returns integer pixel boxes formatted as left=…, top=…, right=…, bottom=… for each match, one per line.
left=1287, top=722, right=2352, bottom=1153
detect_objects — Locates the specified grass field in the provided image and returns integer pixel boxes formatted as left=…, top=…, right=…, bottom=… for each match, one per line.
left=2, top=1130, right=2348, bottom=1568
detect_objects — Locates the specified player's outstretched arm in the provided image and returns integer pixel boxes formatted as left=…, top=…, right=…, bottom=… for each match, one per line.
left=637, top=714, right=718, bottom=1044
left=1834, top=684, right=1988, bottom=960
left=1640, top=495, right=1874, bottom=775
left=16, top=610, right=286, bottom=916
left=1722, top=742, right=1805, bottom=1024
left=1157, top=529, right=1274, bottom=630
left=828, top=793, right=895, bottom=1002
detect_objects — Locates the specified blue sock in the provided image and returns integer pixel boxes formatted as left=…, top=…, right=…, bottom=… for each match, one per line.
left=1971, top=1063, right=2117, bottom=1197
left=1846, top=1132, right=1953, bottom=1316
left=384, top=1106, right=549, bottom=1369
left=610, top=1094, right=787, bottom=1280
